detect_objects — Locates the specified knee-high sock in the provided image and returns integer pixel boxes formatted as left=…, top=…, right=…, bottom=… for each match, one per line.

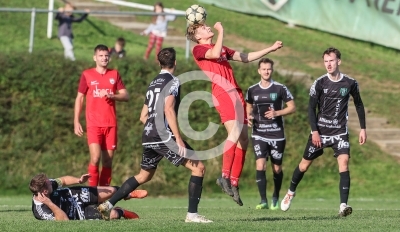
left=88, top=164, right=99, bottom=187
left=339, top=171, right=350, bottom=204
left=99, top=167, right=112, bottom=186
left=108, top=177, right=140, bottom=206
left=222, top=140, right=237, bottom=178
left=289, top=166, right=305, bottom=192
left=230, top=147, right=246, bottom=187
left=273, top=171, right=283, bottom=200
left=188, top=176, right=203, bottom=213
left=256, top=170, right=267, bottom=203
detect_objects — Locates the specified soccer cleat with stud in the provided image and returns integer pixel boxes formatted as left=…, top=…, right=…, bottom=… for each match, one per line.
left=270, top=202, right=279, bottom=210
left=231, top=186, right=243, bottom=206
left=338, top=203, right=352, bottom=217
left=124, top=190, right=148, bottom=200
left=216, top=177, right=234, bottom=197
left=255, top=202, right=268, bottom=209
left=115, top=207, right=140, bottom=219
left=97, top=201, right=112, bottom=220
left=280, top=191, right=295, bottom=211
left=185, top=214, right=213, bottom=223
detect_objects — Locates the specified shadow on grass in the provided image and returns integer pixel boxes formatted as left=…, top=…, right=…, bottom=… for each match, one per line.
left=238, top=215, right=340, bottom=222
left=0, top=209, right=30, bottom=212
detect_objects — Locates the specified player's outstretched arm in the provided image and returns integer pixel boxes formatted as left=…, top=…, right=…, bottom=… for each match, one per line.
left=164, top=95, right=186, bottom=157
left=232, top=41, right=283, bottom=63
left=58, top=174, right=90, bottom=186
left=140, top=104, right=149, bottom=124
left=36, top=193, right=69, bottom=221
left=204, top=22, right=224, bottom=59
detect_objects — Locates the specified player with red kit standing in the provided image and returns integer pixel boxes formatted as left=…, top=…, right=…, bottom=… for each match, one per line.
left=74, top=44, right=129, bottom=187
left=186, top=22, right=283, bottom=205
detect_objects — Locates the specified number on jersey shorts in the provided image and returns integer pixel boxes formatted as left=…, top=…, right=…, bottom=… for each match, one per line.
left=141, top=138, right=195, bottom=170
left=303, top=133, right=350, bottom=160
left=251, top=137, right=286, bottom=165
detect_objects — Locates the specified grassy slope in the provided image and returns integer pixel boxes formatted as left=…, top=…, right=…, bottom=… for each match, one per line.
left=128, top=0, right=400, bottom=127
left=1, top=196, right=400, bottom=231
left=0, top=0, right=399, bottom=199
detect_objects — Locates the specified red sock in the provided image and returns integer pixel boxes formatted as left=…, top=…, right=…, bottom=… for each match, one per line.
left=99, top=167, right=112, bottom=186
left=88, top=164, right=99, bottom=187
left=230, top=147, right=246, bottom=187
left=222, top=140, right=237, bottom=178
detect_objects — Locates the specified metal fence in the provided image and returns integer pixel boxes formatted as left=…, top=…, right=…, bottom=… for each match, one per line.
left=0, top=7, right=190, bottom=59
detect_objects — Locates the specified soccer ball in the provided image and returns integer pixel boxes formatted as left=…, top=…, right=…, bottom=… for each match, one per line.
left=185, top=5, right=207, bottom=25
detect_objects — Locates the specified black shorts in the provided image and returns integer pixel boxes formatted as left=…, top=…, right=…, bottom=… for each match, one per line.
left=141, top=137, right=192, bottom=170
left=303, top=133, right=350, bottom=160
left=69, top=187, right=102, bottom=220
left=252, top=137, right=286, bottom=165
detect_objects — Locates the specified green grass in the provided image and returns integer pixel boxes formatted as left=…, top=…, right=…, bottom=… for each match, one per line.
left=1, top=196, right=399, bottom=231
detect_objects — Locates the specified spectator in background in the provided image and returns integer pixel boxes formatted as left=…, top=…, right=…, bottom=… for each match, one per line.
left=109, top=37, right=126, bottom=59
left=141, top=2, right=176, bottom=60
left=56, top=3, right=89, bottom=61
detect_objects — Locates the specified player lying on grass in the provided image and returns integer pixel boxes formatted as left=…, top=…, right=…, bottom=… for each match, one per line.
left=29, top=173, right=148, bottom=220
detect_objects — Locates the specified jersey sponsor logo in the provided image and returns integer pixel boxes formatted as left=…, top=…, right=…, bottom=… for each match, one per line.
left=109, top=78, right=115, bottom=84
left=80, top=188, right=90, bottom=203
left=270, top=93, right=277, bottom=101
left=271, top=149, right=282, bottom=160
left=90, top=80, right=99, bottom=85
left=144, top=123, right=153, bottom=136
left=324, top=89, right=328, bottom=93
left=216, top=48, right=228, bottom=63
left=149, top=78, right=166, bottom=86
left=144, top=144, right=160, bottom=149
left=340, top=88, right=348, bottom=96
left=338, top=140, right=350, bottom=149
left=93, top=88, right=114, bottom=98
left=254, top=95, right=259, bottom=101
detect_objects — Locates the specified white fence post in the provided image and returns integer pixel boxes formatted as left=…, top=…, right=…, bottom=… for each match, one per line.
left=29, top=8, right=36, bottom=53
left=47, top=0, right=54, bottom=39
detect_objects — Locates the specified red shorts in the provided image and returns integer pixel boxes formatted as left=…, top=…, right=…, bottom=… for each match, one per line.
left=212, top=89, right=248, bottom=124
left=87, top=126, right=117, bottom=150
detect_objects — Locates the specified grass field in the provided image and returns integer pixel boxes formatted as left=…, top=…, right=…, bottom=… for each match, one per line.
left=1, top=195, right=399, bottom=231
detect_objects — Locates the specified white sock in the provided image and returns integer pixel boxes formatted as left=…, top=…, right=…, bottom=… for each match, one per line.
left=288, top=189, right=295, bottom=195
left=106, top=201, right=114, bottom=210
left=187, top=212, right=198, bottom=219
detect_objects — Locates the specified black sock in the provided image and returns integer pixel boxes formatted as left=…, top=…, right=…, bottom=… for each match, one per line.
left=339, top=171, right=350, bottom=204
left=188, top=175, right=203, bottom=213
left=109, top=177, right=140, bottom=206
left=114, top=208, right=124, bottom=219
left=273, top=171, right=283, bottom=202
left=289, top=166, right=305, bottom=192
left=256, top=170, right=267, bottom=203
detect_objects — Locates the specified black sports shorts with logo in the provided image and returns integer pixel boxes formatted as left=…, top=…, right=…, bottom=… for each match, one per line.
left=69, top=187, right=101, bottom=220
left=141, top=137, right=193, bottom=170
left=252, top=138, right=286, bottom=165
left=302, top=133, right=350, bottom=160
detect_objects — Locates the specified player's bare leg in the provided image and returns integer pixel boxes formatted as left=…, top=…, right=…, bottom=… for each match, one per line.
left=337, top=154, right=352, bottom=217
left=281, top=158, right=312, bottom=211
left=88, top=143, right=102, bottom=186
left=183, top=159, right=212, bottom=223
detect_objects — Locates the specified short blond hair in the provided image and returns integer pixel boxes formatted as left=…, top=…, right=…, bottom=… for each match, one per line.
left=186, top=24, right=203, bottom=43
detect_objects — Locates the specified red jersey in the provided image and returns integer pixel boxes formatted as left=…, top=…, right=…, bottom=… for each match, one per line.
left=192, top=44, right=241, bottom=97
left=78, top=68, right=125, bottom=127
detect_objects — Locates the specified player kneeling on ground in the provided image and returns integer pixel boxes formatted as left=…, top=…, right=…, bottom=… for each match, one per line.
left=97, top=48, right=212, bottom=223
left=29, top=173, right=148, bottom=220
